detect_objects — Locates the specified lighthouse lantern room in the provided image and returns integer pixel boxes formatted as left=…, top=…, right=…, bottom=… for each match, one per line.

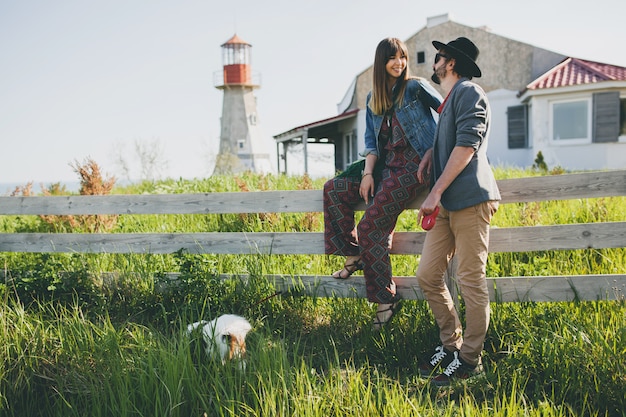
left=222, top=34, right=251, bottom=85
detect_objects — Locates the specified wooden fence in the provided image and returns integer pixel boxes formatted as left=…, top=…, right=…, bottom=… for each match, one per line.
left=1, top=170, right=625, bottom=302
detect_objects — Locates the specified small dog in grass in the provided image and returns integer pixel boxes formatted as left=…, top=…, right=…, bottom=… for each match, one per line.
left=187, top=314, right=252, bottom=369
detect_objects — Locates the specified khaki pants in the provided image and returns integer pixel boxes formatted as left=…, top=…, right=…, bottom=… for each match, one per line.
left=416, top=200, right=498, bottom=366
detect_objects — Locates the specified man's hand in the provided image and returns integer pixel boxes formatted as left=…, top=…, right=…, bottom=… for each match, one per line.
left=417, top=191, right=441, bottom=227
left=417, top=148, right=433, bottom=184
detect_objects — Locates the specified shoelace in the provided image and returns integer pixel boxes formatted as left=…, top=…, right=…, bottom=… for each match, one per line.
left=442, top=351, right=462, bottom=376
left=429, top=345, right=447, bottom=366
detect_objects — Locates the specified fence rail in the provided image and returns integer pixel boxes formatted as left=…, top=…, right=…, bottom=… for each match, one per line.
left=1, top=170, right=625, bottom=302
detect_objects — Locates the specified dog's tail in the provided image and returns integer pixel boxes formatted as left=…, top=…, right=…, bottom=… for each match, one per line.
left=186, top=320, right=209, bottom=335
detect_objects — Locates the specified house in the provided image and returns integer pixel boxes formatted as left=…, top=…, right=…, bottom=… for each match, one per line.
left=273, top=13, right=626, bottom=175
left=511, top=58, right=626, bottom=170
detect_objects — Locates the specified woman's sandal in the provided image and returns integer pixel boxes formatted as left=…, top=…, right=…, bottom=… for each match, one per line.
left=372, top=300, right=402, bottom=331
left=332, top=260, right=363, bottom=280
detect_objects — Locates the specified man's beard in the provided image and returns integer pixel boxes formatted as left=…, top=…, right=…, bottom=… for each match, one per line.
left=431, top=66, right=446, bottom=85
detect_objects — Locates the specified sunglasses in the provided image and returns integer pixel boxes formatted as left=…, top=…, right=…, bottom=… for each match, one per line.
left=434, top=53, right=452, bottom=64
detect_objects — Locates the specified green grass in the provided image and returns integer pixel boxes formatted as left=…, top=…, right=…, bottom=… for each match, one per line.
left=1, top=168, right=625, bottom=416
left=1, top=295, right=623, bottom=416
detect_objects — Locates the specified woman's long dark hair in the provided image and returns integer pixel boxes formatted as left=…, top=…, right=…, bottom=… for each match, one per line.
left=369, top=37, right=410, bottom=115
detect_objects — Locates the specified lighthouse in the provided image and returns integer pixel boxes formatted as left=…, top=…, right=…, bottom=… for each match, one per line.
left=213, top=34, right=273, bottom=175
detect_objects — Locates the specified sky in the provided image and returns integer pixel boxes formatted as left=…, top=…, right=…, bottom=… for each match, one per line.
left=1, top=0, right=624, bottom=189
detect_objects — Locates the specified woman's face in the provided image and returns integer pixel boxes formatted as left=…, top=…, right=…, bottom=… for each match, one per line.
left=385, top=51, right=406, bottom=81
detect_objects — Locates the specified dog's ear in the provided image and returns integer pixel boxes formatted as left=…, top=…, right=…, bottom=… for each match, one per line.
left=227, top=334, right=247, bottom=360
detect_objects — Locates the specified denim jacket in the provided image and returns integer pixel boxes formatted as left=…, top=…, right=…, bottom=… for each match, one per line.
left=362, top=77, right=442, bottom=159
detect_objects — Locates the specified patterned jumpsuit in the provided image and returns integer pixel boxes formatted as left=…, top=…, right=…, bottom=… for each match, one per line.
left=323, top=110, right=428, bottom=303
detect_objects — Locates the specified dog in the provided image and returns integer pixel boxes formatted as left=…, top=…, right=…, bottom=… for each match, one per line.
left=186, top=314, right=252, bottom=369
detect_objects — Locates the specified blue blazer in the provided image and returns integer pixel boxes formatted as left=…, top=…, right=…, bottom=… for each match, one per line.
left=432, top=78, right=501, bottom=210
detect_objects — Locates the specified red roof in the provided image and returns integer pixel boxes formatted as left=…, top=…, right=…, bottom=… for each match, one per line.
left=525, top=58, right=626, bottom=91
left=222, top=34, right=250, bottom=47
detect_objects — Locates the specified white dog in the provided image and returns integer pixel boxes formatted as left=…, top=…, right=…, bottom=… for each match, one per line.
left=187, top=314, right=252, bottom=368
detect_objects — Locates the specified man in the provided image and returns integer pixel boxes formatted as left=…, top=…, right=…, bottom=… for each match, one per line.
left=416, top=37, right=501, bottom=386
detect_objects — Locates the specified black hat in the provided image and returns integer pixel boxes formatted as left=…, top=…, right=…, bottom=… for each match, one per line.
left=432, top=37, right=481, bottom=78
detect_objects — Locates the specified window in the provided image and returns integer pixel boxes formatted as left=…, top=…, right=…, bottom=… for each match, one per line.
left=550, top=93, right=622, bottom=144
left=351, top=130, right=359, bottom=161
left=551, top=98, right=591, bottom=142
left=342, top=130, right=359, bottom=169
left=507, top=105, right=528, bottom=148
left=237, top=140, right=245, bottom=150
left=417, top=51, right=425, bottom=64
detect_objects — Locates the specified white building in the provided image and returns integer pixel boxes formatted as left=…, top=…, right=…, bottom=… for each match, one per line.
left=274, top=14, right=626, bottom=175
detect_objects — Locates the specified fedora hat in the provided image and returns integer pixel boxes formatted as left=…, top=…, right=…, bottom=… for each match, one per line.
left=432, top=37, right=482, bottom=78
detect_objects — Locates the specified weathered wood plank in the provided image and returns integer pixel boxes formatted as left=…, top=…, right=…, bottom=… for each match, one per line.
left=496, top=170, right=626, bottom=203
left=0, top=232, right=320, bottom=254
left=0, top=190, right=322, bottom=215
left=1, top=222, right=625, bottom=254
left=391, top=222, right=626, bottom=253
left=486, top=222, right=626, bottom=252
left=1, top=170, right=624, bottom=215
left=220, top=274, right=626, bottom=302
left=487, top=275, right=626, bottom=302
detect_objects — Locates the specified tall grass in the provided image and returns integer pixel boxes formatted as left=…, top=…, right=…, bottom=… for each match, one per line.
left=1, top=168, right=625, bottom=416
left=2, top=294, right=623, bottom=416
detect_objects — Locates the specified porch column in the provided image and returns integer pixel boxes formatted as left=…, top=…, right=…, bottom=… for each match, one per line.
left=302, top=128, right=309, bottom=174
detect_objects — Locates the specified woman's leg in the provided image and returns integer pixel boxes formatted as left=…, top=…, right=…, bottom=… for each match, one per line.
left=323, top=177, right=361, bottom=257
left=358, top=170, right=427, bottom=303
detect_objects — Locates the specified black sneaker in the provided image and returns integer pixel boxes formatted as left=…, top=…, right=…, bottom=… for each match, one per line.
left=431, top=351, right=484, bottom=387
left=418, top=345, right=455, bottom=378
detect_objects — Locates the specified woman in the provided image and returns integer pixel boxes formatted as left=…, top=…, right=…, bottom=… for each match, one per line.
left=323, top=37, right=442, bottom=330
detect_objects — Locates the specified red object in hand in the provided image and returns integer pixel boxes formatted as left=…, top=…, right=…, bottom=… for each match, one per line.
left=421, top=206, right=440, bottom=231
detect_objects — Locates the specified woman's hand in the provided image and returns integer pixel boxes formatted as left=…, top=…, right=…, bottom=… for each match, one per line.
left=360, top=154, right=378, bottom=204
left=360, top=174, right=375, bottom=204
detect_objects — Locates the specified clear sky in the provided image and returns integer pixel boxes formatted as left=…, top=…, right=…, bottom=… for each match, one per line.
left=1, top=0, right=624, bottom=188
